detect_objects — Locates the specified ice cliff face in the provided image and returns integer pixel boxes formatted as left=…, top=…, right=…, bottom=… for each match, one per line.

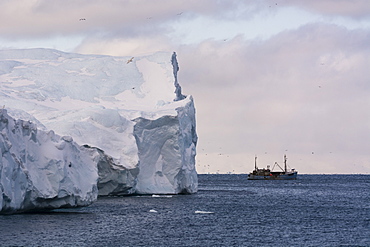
left=134, top=96, right=197, bottom=194
left=0, top=48, right=198, bottom=203
left=0, top=109, right=98, bottom=213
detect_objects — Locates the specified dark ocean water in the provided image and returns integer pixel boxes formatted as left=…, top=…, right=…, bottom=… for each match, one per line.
left=0, top=174, right=369, bottom=247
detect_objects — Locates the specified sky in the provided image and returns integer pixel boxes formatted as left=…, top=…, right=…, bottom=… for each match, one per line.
left=1, top=0, right=370, bottom=174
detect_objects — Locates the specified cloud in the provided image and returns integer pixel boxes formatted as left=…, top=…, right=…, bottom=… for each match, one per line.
left=284, top=0, right=370, bottom=20
left=174, top=23, right=370, bottom=173
left=75, top=35, right=175, bottom=56
left=0, top=0, right=247, bottom=38
left=8, top=0, right=369, bottom=40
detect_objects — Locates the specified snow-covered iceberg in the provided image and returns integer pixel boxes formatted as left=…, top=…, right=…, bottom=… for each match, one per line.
left=0, top=48, right=198, bottom=201
left=0, top=109, right=98, bottom=213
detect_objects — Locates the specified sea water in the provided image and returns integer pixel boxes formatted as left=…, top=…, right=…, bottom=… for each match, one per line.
left=0, top=175, right=369, bottom=246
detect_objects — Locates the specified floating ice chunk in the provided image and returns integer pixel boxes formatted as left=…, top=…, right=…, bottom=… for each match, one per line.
left=152, top=195, right=173, bottom=198
left=195, top=210, right=214, bottom=214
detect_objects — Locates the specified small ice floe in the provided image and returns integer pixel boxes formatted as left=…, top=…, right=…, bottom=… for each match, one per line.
left=195, top=210, right=214, bottom=214
left=149, top=209, right=158, bottom=213
left=152, top=195, right=173, bottom=198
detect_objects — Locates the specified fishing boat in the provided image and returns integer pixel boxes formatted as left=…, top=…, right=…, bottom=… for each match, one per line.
left=247, top=155, right=297, bottom=180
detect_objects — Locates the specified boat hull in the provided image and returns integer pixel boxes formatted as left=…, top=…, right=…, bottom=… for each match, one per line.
left=247, top=172, right=298, bottom=180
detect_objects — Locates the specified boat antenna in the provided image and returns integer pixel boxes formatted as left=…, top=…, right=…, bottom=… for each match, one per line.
left=284, top=154, right=287, bottom=173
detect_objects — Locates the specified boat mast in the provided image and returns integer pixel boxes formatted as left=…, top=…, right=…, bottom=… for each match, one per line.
left=284, top=154, right=287, bottom=173
left=255, top=156, right=257, bottom=170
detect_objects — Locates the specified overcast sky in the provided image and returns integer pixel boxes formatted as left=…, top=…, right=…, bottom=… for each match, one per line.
left=1, top=0, right=369, bottom=174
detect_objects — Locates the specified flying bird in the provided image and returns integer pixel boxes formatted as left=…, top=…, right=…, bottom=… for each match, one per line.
left=79, top=18, right=86, bottom=21
left=127, top=57, right=134, bottom=64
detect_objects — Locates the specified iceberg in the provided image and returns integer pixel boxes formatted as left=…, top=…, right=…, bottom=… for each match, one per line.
left=0, top=109, right=98, bottom=213
left=0, top=48, right=198, bottom=204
